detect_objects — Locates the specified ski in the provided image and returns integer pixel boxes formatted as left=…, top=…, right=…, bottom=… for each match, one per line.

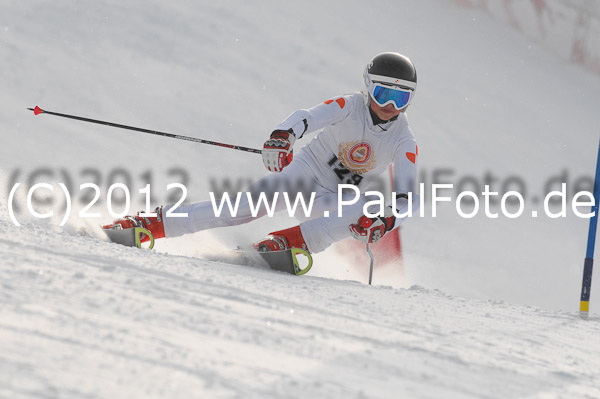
left=203, top=247, right=313, bottom=275
left=102, top=226, right=312, bottom=276
left=257, top=248, right=312, bottom=275
left=102, top=225, right=155, bottom=249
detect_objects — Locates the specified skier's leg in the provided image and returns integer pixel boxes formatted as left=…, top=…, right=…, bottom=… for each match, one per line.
left=253, top=188, right=368, bottom=253
left=298, top=191, right=372, bottom=253
left=163, top=157, right=320, bottom=237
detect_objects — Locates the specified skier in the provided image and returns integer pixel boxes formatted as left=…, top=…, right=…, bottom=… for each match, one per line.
left=104, top=52, right=420, bottom=259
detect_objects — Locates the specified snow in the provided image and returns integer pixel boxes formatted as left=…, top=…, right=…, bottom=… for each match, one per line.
left=2, top=221, right=600, bottom=398
left=1, top=0, right=600, bottom=397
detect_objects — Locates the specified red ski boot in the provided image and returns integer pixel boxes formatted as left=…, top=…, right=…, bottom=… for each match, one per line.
left=254, top=226, right=313, bottom=275
left=254, top=225, right=309, bottom=253
left=102, top=206, right=165, bottom=246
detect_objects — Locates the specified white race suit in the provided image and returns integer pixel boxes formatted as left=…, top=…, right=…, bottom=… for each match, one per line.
left=163, top=92, right=419, bottom=253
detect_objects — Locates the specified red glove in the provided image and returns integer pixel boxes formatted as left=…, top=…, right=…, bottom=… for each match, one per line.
left=349, top=207, right=396, bottom=243
left=262, top=129, right=296, bottom=172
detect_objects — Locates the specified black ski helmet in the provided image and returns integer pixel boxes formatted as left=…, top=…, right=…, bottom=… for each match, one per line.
left=364, top=52, right=417, bottom=91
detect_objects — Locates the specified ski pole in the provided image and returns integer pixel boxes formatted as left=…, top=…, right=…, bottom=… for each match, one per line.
left=27, top=106, right=262, bottom=155
left=366, top=243, right=374, bottom=285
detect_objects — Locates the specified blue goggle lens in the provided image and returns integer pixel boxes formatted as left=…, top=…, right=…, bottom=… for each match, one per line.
left=371, top=85, right=412, bottom=110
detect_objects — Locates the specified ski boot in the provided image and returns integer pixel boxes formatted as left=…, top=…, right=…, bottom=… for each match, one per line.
left=254, top=226, right=312, bottom=275
left=102, top=206, right=165, bottom=249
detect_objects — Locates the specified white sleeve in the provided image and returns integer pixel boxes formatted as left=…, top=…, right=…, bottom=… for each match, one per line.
left=274, top=95, right=354, bottom=138
left=391, top=138, right=419, bottom=228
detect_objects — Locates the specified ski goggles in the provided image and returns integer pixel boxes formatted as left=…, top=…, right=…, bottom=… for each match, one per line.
left=370, top=83, right=413, bottom=110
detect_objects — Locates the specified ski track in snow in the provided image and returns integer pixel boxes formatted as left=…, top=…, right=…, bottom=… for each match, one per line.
left=1, top=221, right=599, bottom=399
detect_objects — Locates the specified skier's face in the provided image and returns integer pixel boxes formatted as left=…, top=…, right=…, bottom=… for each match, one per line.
left=369, top=99, right=404, bottom=121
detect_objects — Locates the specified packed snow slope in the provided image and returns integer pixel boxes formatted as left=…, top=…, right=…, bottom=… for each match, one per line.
left=2, top=0, right=600, bottom=397
left=1, top=220, right=600, bottom=399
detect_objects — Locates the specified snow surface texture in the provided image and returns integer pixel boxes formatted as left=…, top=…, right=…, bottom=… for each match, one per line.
left=1, top=221, right=600, bottom=399
left=1, top=0, right=600, bottom=397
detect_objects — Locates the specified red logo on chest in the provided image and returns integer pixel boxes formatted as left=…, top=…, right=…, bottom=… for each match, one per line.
left=349, top=142, right=372, bottom=164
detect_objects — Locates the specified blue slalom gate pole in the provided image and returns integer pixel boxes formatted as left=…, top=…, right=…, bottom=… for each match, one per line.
left=580, top=139, right=600, bottom=317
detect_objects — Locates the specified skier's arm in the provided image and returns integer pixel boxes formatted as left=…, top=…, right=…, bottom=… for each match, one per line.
left=273, top=95, right=355, bottom=139
left=348, top=138, right=420, bottom=243
left=263, top=94, right=354, bottom=172
left=390, top=139, right=420, bottom=228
